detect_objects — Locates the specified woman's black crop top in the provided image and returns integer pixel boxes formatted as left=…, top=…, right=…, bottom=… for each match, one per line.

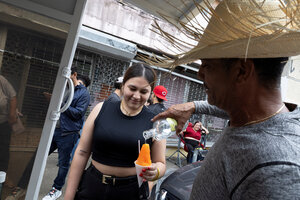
left=92, top=100, right=155, bottom=167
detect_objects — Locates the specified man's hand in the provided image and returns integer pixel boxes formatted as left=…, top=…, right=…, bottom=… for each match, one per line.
left=152, top=102, right=196, bottom=134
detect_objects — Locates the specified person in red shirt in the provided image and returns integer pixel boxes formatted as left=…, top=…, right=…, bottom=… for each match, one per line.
left=183, top=121, right=208, bottom=163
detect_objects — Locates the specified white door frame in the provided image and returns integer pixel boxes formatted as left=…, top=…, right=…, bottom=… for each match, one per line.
left=24, top=0, right=87, bottom=199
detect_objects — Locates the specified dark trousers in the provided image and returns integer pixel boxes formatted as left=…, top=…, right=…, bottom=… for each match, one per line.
left=17, top=151, right=36, bottom=189
left=185, top=139, right=201, bottom=164
left=75, top=165, right=144, bottom=200
left=0, top=122, right=12, bottom=171
left=49, top=128, right=79, bottom=190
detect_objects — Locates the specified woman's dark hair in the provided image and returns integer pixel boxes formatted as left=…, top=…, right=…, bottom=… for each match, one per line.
left=123, top=63, right=157, bottom=90
left=147, top=97, right=153, bottom=105
left=222, top=57, right=288, bottom=89
left=193, top=121, right=201, bottom=127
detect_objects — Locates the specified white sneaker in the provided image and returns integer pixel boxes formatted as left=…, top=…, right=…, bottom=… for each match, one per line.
left=42, top=187, right=62, bottom=200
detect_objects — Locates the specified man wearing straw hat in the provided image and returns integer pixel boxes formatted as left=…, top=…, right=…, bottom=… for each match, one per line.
left=152, top=0, right=300, bottom=199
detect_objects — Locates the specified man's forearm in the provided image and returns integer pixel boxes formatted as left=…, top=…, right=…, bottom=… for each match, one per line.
left=193, top=101, right=229, bottom=119
left=9, top=96, right=17, bottom=124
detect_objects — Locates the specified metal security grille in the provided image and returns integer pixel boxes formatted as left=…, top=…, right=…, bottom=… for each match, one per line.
left=90, top=54, right=129, bottom=107
left=2, top=27, right=64, bottom=128
left=157, top=71, right=188, bottom=108
left=188, top=81, right=207, bottom=102
left=188, top=81, right=208, bottom=124
left=73, top=49, right=94, bottom=77
left=1, top=27, right=96, bottom=128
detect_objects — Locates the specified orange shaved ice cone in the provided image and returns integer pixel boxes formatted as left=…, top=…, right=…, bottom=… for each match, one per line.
left=136, top=144, right=152, bottom=166
left=135, top=144, right=152, bottom=187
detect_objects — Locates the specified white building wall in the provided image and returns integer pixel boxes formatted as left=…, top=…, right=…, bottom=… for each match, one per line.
left=82, top=0, right=183, bottom=55
left=282, top=56, right=300, bottom=105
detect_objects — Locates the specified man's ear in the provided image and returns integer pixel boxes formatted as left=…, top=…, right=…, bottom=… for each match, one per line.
left=73, top=72, right=77, bottom=78
left=236, top=59, right=255, bottom=84
left=71, top=72, right=77, bottom=79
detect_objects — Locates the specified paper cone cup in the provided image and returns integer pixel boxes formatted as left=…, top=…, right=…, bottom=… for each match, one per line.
left=134, top=161, right=150, bottom=187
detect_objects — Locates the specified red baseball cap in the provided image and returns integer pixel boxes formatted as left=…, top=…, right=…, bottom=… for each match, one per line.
left=153, top=85, right=168, bottom=101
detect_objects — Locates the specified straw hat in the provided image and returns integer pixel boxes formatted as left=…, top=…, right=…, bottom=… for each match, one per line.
left=148, top=0, right=300, bottom=68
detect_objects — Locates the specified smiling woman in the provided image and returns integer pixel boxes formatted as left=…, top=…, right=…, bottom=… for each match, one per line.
left=120, top=64, right=156, bottom=116
left=65, top=63, right=167, bottom=200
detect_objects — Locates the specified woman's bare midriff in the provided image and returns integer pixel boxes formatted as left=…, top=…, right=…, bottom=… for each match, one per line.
left=91, top=159, right=137, bottom=177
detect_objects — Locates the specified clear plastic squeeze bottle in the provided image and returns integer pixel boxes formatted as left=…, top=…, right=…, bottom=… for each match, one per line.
left=143, top=118, right=177, bottom=140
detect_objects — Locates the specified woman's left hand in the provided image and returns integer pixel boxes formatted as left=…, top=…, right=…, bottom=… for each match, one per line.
left=139, top=165, right=159, bottom=181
